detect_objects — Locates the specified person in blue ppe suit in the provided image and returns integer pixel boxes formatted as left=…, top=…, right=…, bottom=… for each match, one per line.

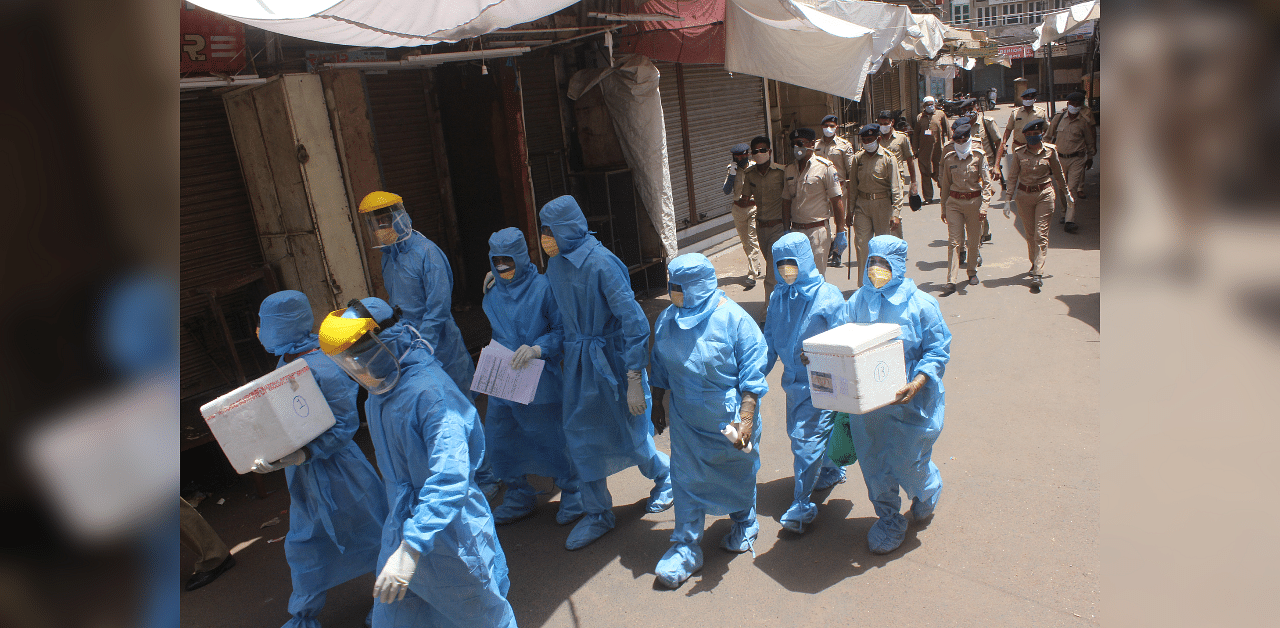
left=762, top=233, right=850, bottom=534
left=317, top=297, right=516, bottom=628
left=649, top=254, right=769, bottom=589
left=845, top=235, right=952, bottom=554
left=356, top=191, right=501, bottom=498
left=481, top=227, right=583, bottom=525
left=252, top=291, right=388, bottom=628
left=538, top=195, right=673, bottom=551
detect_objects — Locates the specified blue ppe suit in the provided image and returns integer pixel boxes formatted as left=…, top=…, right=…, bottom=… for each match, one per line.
left=651, top=254, right=769, bottom=583
left=845, top=235, right=952, bottom=553
left=257, top=291, right=387, bottom=628
left=539, top=196, right=672, bottom=548
left=354, top=301, right=515, bottom=628
left=481, top=228, right=582, bottom=524
left=762, top=234, right=850, bottom=532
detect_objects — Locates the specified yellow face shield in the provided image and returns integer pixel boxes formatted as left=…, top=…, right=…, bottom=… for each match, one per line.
left=777, top=261, right=799, bottom=284
left=492, top=256, right=516, bottom=281
left=867, top=261, right=893, bottom=288
left=540, top=234, right=559, bottom=257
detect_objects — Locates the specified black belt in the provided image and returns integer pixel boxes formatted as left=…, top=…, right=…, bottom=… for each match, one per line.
left=1059, top=150, right=1087, bottom=159
left=758, top=217, right=784, bottom=227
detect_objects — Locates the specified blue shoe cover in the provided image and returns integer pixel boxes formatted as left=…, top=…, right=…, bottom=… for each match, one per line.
left=491, top=499, right=536, bottom=525
left=814, top=466, right=847, bottom=491
left=909, top=497, right=934, bottom=523
left=868, top=513, right=908, bottom=554
left=646, top=476, right=673, bottom=513
left=556, top=489, right=585, bottom=525
left=720, top=519, right=759, bottom=554
left=565, top=512, right=614, bottom=550
left=779, top=501, right=818, bottom=534
left=654, top=543, right=703, bottom=589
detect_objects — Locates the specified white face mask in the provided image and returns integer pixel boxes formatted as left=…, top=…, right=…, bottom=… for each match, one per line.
left=955, top=138, right=972, bottom=160
left=924, top=105, right=935, bottom=113
left=879, top=124, right=892, bottom=135
left=1067, top=104, right=1081, bottom=115
left=862, top=140, right=879, bottom=153
left=1022, top=99, right=1035, bottom=107
left=752, top=151, right=769, bottom=165
left=822, top=127, right=836, bottom=137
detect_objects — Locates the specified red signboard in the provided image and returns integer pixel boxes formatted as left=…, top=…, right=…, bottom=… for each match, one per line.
left=181, top=1, right=246, bottom=74
left=998, top=44, right=1034, bottom=59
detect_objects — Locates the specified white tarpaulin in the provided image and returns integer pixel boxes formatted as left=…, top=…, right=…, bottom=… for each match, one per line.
left=1032, top=0, right=1100, bottom=51
left=566, top=55, right=678, bottom=260
left=794, top=1, right=943, bottom=72
left=725, top=0, right=877, bottom=101
left=891, top=13, right=948, bottom=62
left=188, top=0, right=580, bottom=47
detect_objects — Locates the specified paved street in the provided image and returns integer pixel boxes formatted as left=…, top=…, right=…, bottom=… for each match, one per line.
left=181, top=107, right=1099, bottom=627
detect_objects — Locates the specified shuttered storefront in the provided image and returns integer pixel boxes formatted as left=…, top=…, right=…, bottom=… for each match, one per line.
left=655, top=62, right=767, bottom=232
left=871, top=61, right=903, bottom=117
left=517, top=56, right=569, bottom=212
left=180, top=92, right=269, bottom=400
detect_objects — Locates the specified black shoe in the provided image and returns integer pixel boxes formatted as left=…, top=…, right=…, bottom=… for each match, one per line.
left=185, top=555, right=236, bottom=592
left=744, top=276, right=757, bottom=290
left=1030, top=275, right=1044, bottom=288
left=968, top=275, right=979, bottom=286
left=943, top=283, right=956, bottom=295
left=981, top=233, right=992, bottom=243
left=1064, top=222, right=1079, bottom=234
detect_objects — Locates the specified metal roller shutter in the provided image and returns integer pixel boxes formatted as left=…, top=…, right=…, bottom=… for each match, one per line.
left=871, top=62, right=903, bottom=117
left=517, top=56, right=569, bottom=211
left=681, top=65, right=767, bottom=224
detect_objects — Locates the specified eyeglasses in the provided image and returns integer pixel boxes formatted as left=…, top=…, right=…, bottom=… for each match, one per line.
left=751, top=148, right=770, bottom=154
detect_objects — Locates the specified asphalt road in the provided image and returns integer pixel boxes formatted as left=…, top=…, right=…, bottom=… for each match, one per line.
left=181, top=107, right=1099, bottom=627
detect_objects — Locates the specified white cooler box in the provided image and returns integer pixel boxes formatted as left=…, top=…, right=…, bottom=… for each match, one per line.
left=200, top=358, right=336, bottom=474
left=802, top=322, right=906, bottom=415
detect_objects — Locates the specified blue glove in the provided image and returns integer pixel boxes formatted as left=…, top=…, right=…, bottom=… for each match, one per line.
left=831, top=231, right=848, bottom=257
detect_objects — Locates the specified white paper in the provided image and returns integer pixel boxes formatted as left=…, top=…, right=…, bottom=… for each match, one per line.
left=469, top=341, right=544, bottom=405
left=924, top=129, right=932, bottom=135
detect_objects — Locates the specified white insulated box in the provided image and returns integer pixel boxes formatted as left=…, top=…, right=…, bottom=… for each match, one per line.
left=200, top=358, right=336, bottom=474
left=803, top=323, right=907, bottom=415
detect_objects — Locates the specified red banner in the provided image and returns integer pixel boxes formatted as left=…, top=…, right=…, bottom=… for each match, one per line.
left=180, top=1, right=246, bottom=74
left=998, top=44, right=1034, bottom=59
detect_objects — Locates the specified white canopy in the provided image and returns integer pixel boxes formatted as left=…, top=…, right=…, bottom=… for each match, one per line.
left=187, top=0, right=580, bottom=47
left=1032, top=0, right=1100, bottom=51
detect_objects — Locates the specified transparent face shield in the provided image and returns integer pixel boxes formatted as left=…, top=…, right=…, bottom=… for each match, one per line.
left=867, top=257, right=893, bottom=288
left=776, top=260, right=799, bottom=284
left=540, top=226, right=559, bottom=257
left=332, top=331, right=401, bottom=395
left=363, top=204, right=412, bottom=247
left=492, top=256, right=516, bottom=281
left=668, top=282, right=684, bottom=308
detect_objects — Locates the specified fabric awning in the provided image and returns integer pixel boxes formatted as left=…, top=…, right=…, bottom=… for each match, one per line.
left=1032, top=0, right=1100, bottom=51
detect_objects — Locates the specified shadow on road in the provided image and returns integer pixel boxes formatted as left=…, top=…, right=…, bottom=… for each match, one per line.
left=915, top=259, right=948, bottom=271
left=1055, top=292, right=1100, bottom=332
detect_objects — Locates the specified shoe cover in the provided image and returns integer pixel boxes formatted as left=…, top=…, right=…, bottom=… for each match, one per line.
left=565, top=512, right=614, bottom=550
left=909, top=496, right=934, bottom=523
left=480, top=479, right=503, bottom=500
left=491, top=499, right=536, bottom=525
left=655, top=543, right=703, bottom=589
left=556, top=488, right=585, bottom=525
left=814, top=466, right=847, bottom=491
left=720, top=519, right=759, bottom=553
left=780, top=501, right=818, bottom=533
left=646, top=475, right=673, bottom=513
left=868, top=513, right=908, bottom=554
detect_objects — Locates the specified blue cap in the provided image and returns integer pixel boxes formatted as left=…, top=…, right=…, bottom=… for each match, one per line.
left=791, top=127, right=817, bottom=141
left=820, top=114, right=838, bottom=125
left=859, top=123, right=881, bottom=136
left=730, top=143, right=750, bottom=155
left=1022, top=118, right=1047, bottom=133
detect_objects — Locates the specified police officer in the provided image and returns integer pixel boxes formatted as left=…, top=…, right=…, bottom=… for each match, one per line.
left=782, top=128, right=845, bottom=276
left=877, top=110, right=918, bottom=240
left=737, top=135, right=789, bottom=303
left=1005, top=119, right=1073, bottom=289
left=995, top=88, right=1048, bottom=188
left=913, top=96, right=949, bottom=203
left=848, top=123, right=904, bottom=287
left=938, top=118, right=992, bottom=292
left=723, top=143, right=763, bottom=288
left=1046, top=92, right=1096, bottom=233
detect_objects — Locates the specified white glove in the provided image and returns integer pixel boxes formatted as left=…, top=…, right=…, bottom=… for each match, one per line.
left=251, top=448, right=308, bottom=474
left=626, top=370, right=646, bottom=416
left=482, top=271, right=496, bottom=295
left=727, top=162, right=738, bottom=176
left=511, top=344, right=541, bottom=369
left=373, top=540, right=420, bottom=604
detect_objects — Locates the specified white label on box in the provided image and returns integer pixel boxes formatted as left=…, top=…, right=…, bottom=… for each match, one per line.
left=810, top=371, right=835, bottom=394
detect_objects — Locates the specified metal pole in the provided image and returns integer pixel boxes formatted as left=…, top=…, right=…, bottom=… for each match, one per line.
left=1046, top=42, right=1055, bottom=117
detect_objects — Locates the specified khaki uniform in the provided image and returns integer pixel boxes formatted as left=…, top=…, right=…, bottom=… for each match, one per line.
left=847, top=147, right=903, bottom=286
left=938, top=147, right=992, bottom=284
left=1046, top=112, right=1096, bottom=223
left=725, top=165, right=763, bottom=281
left=1004, top=105, right=1048, bottom=150
left=181, top=497, right=230, bottom=573
left=913, top=109, right=949, bottom=200
left=783, top=154, right=843, bottom=276
left=816, top=135, right=854, bottom=187
left=1007, top=142, right=1071, bottom=276
left=740, top=161, right=788, bottom=300
left=881, top=130, right=915, bottom=239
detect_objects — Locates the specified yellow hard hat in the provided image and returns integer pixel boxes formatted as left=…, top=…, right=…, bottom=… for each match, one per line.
left=359, top=191, right=404, bottom=214
left=318, top=311, right=379, bottom=355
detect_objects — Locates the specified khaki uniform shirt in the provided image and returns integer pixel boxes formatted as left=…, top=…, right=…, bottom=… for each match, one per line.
left=815, top=135, right=854, bottom=185
left=739, top=162, right=788, bottom=222
left=1005, top=105, right=1048, bottom=146
left=938, top=147, right=993, bottom=207
left=913, top=109, right=949, bottom=163
left=880, top=130, right=915, bottom=187
left=1008, top=143, right=1070, bottom=200
left=1046, top=112, right=1096, bottom=157
left=783, top=155, right=842, bottom=224
left=848, top=147, right=904, bottom=217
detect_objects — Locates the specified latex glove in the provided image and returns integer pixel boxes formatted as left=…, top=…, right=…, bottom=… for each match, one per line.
left=482, top=271, right=496, bottom=295
left=252, top=448, right=308, bottom=474
left=626, top=370, right=647, bottom=416
left=511, top=345, right=541, bottom=370
left=831, top=231, right=848, bottom=256
left=891, top=374, right=928, bottom=405
left=727, top=392, right=758, bottom=452
left=650, top=387, right=668, bottom=436
left=373, top=540, right=420, bottom=604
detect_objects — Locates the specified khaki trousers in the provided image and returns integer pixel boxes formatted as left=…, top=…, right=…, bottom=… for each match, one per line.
left=1015, top=187, right=1055, bottom=276
left=919, top=157, right=939, bottom=200
left=731, top=203, right=763, bottom=281
left=945, top=197, right=983, bottom=284
left=758, top=222, right=786, bottom=302
left=1057, top=154, right=1087, bottom=222
left=181, top=497, right=230, bottom=573
left=795, top=220, right=832, bottom=277
left=852, top=196, right=895, bottom=287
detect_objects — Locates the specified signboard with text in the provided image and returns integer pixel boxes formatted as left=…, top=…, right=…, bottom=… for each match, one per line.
left=998, top=45, right=1034, bottom=59
left=180, top=1, right=246, bottom=74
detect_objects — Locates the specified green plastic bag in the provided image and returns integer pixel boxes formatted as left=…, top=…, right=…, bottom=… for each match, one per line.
left=827, top=412, right=858, bottom=466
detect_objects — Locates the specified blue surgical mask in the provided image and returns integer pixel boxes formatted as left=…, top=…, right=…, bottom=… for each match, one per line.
left=1026, top=134, right=1043, bottom=145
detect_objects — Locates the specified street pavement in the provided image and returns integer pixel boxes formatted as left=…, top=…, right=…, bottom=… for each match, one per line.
left=181, top=104, right=1099, bottom=627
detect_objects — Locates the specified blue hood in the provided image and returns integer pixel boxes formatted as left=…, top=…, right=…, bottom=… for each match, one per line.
left=488, top=227, right=538, bottom=302
left=258, top=290, right=319, bottom=357
left=771, top=232, right=824, bottom=321
left=667, top=253, right=723, bottom=330
left=539, top=195, right=598, bottom=268
left=854, top=235, right=915, bottom=319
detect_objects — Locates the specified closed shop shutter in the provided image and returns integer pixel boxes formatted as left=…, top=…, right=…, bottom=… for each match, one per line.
left=517, top=56, right=569, bottom=211
left=871, top=62, right=902, bottom=117
left=364, top=70, right=452, bottom=249
left=180, top=92, right=267, bottom=398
